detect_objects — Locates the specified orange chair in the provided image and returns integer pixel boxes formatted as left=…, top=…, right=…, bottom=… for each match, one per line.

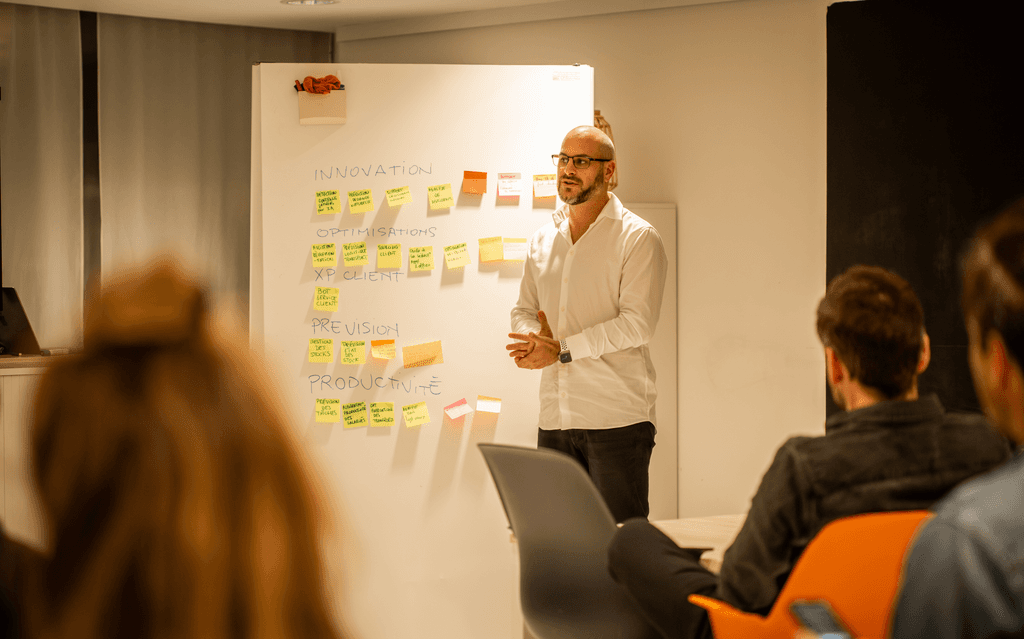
left=688, top=510, right=930, bottom=639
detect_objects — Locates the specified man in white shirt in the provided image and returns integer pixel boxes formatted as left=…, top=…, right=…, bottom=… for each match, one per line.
left=507, top=125, right=668, bottom=522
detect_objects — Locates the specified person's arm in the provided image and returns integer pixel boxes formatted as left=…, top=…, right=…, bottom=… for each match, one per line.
left=563, top=226, right=667, bottom=360
left=891, top=518, right=1021, bottom=639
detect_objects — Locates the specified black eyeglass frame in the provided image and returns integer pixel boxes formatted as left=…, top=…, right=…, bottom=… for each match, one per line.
left=552, top=154, right=614, bottom=169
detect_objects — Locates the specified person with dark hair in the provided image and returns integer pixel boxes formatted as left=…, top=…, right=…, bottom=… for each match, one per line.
left=23, top=257, right=347, bottom=639
left=892, top=198, right=1024, bottom=638
left=607, top=265, right=1011, bottom=639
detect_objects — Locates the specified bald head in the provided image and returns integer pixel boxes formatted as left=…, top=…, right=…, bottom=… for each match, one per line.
left=563, top=125, right=615, bottom=161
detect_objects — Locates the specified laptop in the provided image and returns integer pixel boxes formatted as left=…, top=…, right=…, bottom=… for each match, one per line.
left=0, top=287, right=42, bottom=356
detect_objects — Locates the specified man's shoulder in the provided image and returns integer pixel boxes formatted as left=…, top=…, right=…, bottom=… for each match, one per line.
left=935, top=454, right=1024, bottom=529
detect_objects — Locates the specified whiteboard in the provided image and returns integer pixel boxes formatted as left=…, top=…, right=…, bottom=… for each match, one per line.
left=250, top=63, right=676, bottom=639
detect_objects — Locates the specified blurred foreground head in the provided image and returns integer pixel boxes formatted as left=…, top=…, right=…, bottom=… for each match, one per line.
left=28, top=258, right=342, bottom=639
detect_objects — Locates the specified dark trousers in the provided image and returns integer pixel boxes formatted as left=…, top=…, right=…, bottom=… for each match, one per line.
left=537, top=421, right=655, bottom=523
left=608, top=519, right=718, bottom=639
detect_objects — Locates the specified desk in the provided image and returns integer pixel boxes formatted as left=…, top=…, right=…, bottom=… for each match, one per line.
left=652, top=513, right=746, bottom=574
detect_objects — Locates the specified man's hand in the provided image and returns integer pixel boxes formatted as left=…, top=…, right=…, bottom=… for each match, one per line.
left=506, top=311, right=560, bottom=369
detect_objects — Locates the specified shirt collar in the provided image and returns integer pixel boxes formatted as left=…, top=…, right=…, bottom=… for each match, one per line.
left=825, top=393, right=945, bottom=433
left=552, top=191, right=623, bottom=226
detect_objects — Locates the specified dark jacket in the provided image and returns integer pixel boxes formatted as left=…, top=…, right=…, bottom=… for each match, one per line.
left=716, top=394, right=1012, bottom=614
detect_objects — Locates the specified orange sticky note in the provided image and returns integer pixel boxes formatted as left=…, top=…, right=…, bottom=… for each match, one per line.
left=462, top=171, right=487, bottom=194
left=476, top=395, right=502, bottom=413
left=315, top=398, right=341, bottom=423
left=371, top=339, right=396, bottom=360
left=402, top=401, right=431, bottom=427
left=377, top=243, right=402, bottom=269
left=443, top=242, right=471, bottom=269
left=370, top=402, right=394, bottom=427
left=402, top=340, right=443, bottom=368
left=342, top=402, right=368, bottom=429
left=479, top=236, right=503, bottom=262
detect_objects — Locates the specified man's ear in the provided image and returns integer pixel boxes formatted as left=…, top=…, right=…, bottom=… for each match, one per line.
left=987, top=331, right=1015, bottom=391
left=604, top=160, right=616, bottom=183
left=825, top=347, right=845, bottom=385
left=917, top=333, right=931, bottom=374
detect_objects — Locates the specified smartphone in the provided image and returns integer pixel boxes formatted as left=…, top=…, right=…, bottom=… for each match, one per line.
left=789, top=600, right=852, bottom=639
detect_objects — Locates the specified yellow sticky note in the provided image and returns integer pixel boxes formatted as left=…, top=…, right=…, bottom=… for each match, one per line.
left=371, top=339, right=396, bottom=360
left=503, top=238, right=528, bottom=262
left=377, top=243, right=402, bottom=269
left=312, top=243, right=337, bottom=267
left=308, top=338, right=333, bottom=363
left=403, top=340, right=443, bottom=368
left=463, top=171, right=487, bottom=194
left=444, top=242, right=471, bottom=269
left=409, top=246, right=434, bottom=271
left=427, top=183, right=455, bottom=209
left=386, top=186, right=413, bottom=207
left=370, top=402, right=394, bottom=427
left=340, top=340, right=366, bottom=365
left=402, top=401, right=431, bottom=427
left=533, top=174, right=557, bottom=198
left=343, top=241, right=369, bottom=266
left=477, top=395, right=502, bottom=413
left=316, top=190, right=341, bottom=215
left=479, top=236, right=503, bottom=262
left=348, top=189, right=374, bottom=214
left=314, top=287, right=339, bottom=312
left=342, top=402, right=368, bottom=429
left=315, top=398, right=341, bottom=423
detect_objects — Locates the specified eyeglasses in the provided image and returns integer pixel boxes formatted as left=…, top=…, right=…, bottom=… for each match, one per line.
left=552, top=154, right=613, bottom=169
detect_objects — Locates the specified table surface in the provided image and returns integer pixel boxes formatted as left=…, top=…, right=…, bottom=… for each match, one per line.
left=651, top=513, right=746, bottom=574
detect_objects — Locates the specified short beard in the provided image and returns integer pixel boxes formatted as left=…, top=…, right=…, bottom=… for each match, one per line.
left=560, top=170, right=606, bottom=205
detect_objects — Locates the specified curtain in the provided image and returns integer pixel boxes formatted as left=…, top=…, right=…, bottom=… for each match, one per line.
left=0, top=3, right=82, bottom=349
left=97, top=15, right=330, bottom=311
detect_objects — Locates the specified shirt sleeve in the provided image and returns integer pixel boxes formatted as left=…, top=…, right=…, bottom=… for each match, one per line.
left=891, top=518, right=1022, bottom=639
left=510, top=234, right=542, bottom=335
left=567, top=225, right=668, bottom=359
left=716, top=441, right=808, bottom=614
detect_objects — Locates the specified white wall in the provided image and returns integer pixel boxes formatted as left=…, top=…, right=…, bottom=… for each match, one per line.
left=336, top=0, right=831, bottom=517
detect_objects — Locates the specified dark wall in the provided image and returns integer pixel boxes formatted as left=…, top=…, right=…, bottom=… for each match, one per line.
left=826, top=1, right=1024, bottom=415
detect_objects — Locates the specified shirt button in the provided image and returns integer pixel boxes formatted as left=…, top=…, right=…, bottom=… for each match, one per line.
left=560, top=306, right=565, bottom=312
left=560, top=392, right=566, bottom=398
left=563, top=278, right=568, bottom=283
left=569, top=249, right=575, bottom=255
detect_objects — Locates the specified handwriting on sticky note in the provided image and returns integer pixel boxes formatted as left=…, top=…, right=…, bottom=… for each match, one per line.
left=386, top=186, right=413, bottom=207
left=343, top=402, right=368, bottom=429
left=312, top=243, right=337, bottom=267
left=462, top=171, right=486, bottom=194
left=497, top=173, right=522, bottom=197
left=427, top=183, right=455, bottom=209
left=340, top=340, right=366, bottom=365
left=443, top=243, right=471, bottom=269
left=444, top=398, right=474, bottom=419
left=402, top=340, right=443, bottom=368
left=371, top=339, right=396, bottom=360
left=377, top=243, right=402, bottom=269
left=477, top=395, right=502, bottom=413
left=409, top=246, right=434, bottom=271
left=502, top=238, right=527, bottom=262
left=314, top=286, right=339, bottom=312
left=402, top=401, right=430, bottom=427
left=315, top=398, right=341, bottom=423
left=533, top=174, right=557, bottom=198
left=370, top=402, right=394, bottom=427
left=348, top=189, right=374, bottom=214
left=316, top=190, right=341, bottom=215
left=478, top=236, right=503, bottom=262
left=343, top=241, right=369, bottom=266
left=309, top=338, right=333, bottom=363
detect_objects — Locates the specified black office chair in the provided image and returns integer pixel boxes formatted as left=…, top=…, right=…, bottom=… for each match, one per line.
left=478, top=443, right=658, bottom=639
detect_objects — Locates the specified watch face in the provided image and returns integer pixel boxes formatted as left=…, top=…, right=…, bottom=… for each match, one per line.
left=559, top=351, right=572, bottom=363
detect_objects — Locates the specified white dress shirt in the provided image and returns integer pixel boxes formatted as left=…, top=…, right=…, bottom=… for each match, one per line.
left=511, top=193, right=668, bottom=430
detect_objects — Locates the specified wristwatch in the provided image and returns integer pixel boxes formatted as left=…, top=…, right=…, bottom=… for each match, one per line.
left=559, top=338, right=572, bottom=364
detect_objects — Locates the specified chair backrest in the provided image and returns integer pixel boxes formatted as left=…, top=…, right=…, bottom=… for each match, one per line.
left=478, top=443, right=656, bottom=639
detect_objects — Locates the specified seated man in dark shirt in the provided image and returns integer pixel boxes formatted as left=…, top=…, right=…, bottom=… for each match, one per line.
left=607, top=264, right=1012, bottom=639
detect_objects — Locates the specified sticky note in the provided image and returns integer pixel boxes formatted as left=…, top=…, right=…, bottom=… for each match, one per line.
left=342, top=402, right=368, bottom=429
left=477, top=395, right=502, bottom=413
left=371, top=339, right=396, bottom=360
left=403, top=340, right=443, bottom=368
left=428, top=183, right=455, bottom=209
left=497, top=172, right=522, bottom=197
left=386, top=186, right=413, bottom=207
left=316, top=190, right=341, bottom=215
left=312, top=243, right=337, bottom=267
left=444, top=398, right=474, bottom=419
left=443, top=242, right=471, bottom=269
left=503, top=238, right=527, bottom=262
left=348, top=189, right=374, bottom=214
left=479, top=236, right=503, bottom=262
left=533, top=174, right=557, bottom=198
left=315, top=398, right=341, bottom=423
left=409, top=246, right=434, bottom=271
left=370, top=402, right=394, bottom=427
left=314, top=286, right=339, bottom=312
left=340, top=340, right=366, bottom=365
left=343, top=241, right=369, bottom=266
left=377, top=243, right=402, bottom=269
left=308, top=338, right=333, bottom=363
left=402, top=401, right=431, bottom=427
left=462, top=171, right=487, bottom=194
